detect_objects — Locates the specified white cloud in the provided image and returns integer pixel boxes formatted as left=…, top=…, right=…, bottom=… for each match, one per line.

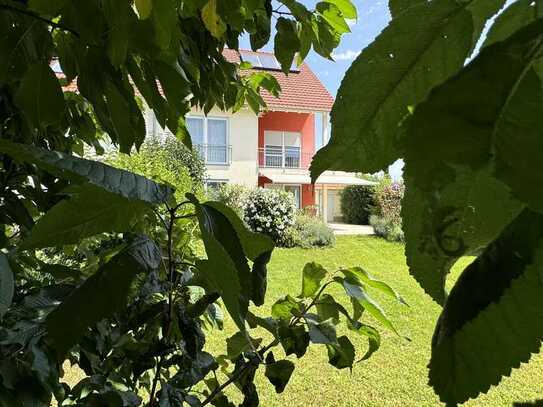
left=331, top=49, right=361, bottom=61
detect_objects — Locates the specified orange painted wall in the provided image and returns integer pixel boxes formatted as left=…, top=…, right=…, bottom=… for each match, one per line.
left=302, top=184, right=315, bottom=208
left=258, top=111, right=315, bottom=168
left=258, top=111, right=316, bottom=207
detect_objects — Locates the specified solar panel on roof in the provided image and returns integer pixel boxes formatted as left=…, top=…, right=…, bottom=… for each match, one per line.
left=258, top=54, right=280, bottom=69
left=240, top=50, right=300, bottom=72
left=240, top=52, right=261, bottom=68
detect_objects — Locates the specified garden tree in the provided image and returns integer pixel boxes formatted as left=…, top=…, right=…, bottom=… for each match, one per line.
left=312, top=0, right=543, bottom=404
left=0, top=0, right=408, bottom=405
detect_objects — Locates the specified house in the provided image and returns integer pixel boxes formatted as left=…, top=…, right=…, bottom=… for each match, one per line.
left=145, top=49, right=373, bottom=223
left=54, top=51, right=372, bottom=223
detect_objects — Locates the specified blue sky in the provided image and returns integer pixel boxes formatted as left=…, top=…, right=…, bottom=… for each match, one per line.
left=240, top=0, right=405, bottom=180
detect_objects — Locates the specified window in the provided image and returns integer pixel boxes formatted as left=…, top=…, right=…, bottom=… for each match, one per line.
left=186, top=117, right=228, bottom=164
left=263, top=131, right=301, bottom=168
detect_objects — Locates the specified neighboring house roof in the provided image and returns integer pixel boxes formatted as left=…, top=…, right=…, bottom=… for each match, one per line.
left=56, top=49, right=334, bottom=112
left=223, top=48, right=334, bottom=112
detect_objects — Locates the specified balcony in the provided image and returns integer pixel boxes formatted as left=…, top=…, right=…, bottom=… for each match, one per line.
left=194, top=144, right=232, bottom=165
left=258, top=147, right=313, bottom=169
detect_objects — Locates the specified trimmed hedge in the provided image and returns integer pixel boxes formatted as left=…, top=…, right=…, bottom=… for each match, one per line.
left=340, top=185, right=375, bottom=224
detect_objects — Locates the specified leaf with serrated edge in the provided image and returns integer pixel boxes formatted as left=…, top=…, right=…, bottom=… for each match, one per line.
left=402, top=19, right=543, bottom=303
left=430, top=210, right=543, bottom=404
left=311, top=0, right=506, bottom=179
left=22, top=184, right=149, bottom=249
left=0, top=140, right=172, bottom=204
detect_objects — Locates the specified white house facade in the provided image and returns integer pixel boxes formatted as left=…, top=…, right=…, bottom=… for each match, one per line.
left=145, top=49, right=374, bottom=222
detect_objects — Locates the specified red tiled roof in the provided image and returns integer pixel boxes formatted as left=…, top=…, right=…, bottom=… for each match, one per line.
left=222, top=49, right=333, bottom=112
left=59, top=49, right=334, bottom=112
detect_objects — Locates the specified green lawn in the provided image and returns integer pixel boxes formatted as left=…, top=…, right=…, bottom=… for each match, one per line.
left=63, top=236, right=542, bottom=406
left=206, top=236, right=543, bottom=406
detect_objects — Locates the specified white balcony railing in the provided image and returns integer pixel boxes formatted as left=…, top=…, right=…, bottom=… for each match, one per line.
left=258, top=147, right=312, bottom=169
left=194, top=144, right=231, bottom=165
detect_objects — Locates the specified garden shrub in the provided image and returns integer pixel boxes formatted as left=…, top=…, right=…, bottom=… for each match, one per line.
left=340, top=185, right=375, bottom=224
left=370, top=177, right=404, bottom=242
left=243, top=188, right=297, bottom=246
left=213, top=186, right=333, bottom=248
left=290, top=212, right=335, bottom=248
left=369, top=214, right=404, bottom=242
left=108, top=137, right=205, bottom=201
left=213, top=183, right=250, bottom=218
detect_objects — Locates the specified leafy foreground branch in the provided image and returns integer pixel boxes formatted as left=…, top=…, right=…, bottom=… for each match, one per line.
left=311, top=0, right=543, bottom=404
left=0, top=142, right=405, bottom=405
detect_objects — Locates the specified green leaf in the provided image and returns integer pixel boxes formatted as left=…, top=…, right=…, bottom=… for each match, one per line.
left=326, top=335, right=355, bottom=369
left=246, top=312, right=278, bottom=336
left=135, top=0, right=153, bottom=19
left=317, top=2, right=350, bottom=34
left=402, top=166, right=523, bottom=304
left=484, top=0, right=543, bottom=47
left=494, top=65, right=543, bottom=213
left=342, top=267, right=407, bottom=305
left=429, top=210, right=543, bottom=404
left=150, top=0, right=178, bottom=50
left=22, top=184, right=149, bottom=249
left=201, top=0, right=226, bottom=38
left=103, top=0, right=131, bottom=67
left=0, top=255, right=14, bottom=319
left=325, top=0, right=357, bottom=20
left=348, top=321, right=381, bottom=360
left=341, top=278, right=398, bottom=334
left=204, top=202, right=274, bottom=299
left=105, top=81, right=140, bottom=153
left=226, top=331, right=262, bottom=360
left=278, top=324, right=309, bottom=358
left=264, top=354, right=295, bottom=393
left=28, top=0, right=67, bottom=15
left=300, top=262, right=328, bottom=298
left=388, top=0, right=425, bottom=18
left=310, top=0, right=506, bottom=179
left=15, top=62, right=65, bottom=127
left=271, top=295, right=300, bottom=320
left=0, top=140, right=173, bottom=204
left=191, top=197, right=254, bottom=331
left=401, top=19, right=543, bottom=302
left=315, top=294, right=340, bottom=324
left=306, top=315, right=337, bottom=344
left=55, top=31, right=78, bottom=82
left=274, top=17, right=300, bottom=74
left=46, top=236, right=160, bottom=355
left=153, top=60, right=191, bottom=117
left=193, top=198, right=272, bottom=308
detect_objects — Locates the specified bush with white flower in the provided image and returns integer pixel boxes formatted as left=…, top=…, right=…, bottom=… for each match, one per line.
left=243, top=187, right=297, bottom=246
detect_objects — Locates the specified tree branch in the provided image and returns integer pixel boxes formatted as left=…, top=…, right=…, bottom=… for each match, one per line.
left=272, top=9, right=293, bottom=16
left=201, top=280, right=335, bottom=406
left=0, top=3, right=80, bottom=37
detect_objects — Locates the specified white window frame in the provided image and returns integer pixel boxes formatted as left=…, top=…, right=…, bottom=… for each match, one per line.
left=187, top=115, right=229, bottom=165
left=263, top=131, right=301, bottom=168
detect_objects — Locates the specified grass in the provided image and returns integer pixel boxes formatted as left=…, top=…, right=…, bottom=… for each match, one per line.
left=205, top=236, right=543, bottom=406
left=63, top=236, right=543, bottom=406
